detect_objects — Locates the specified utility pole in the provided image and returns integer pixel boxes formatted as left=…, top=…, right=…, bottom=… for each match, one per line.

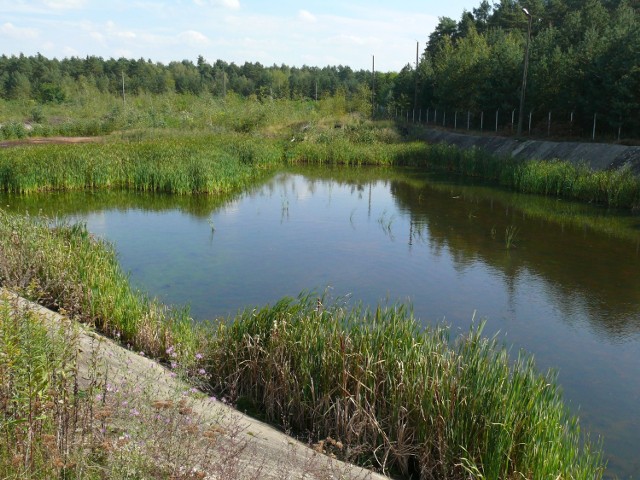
left=413, top=41, right=419, bottom=115
left=223, top=69, right=226, bottom=98
left=371, top=55, right=375, bottom=119
left=121, top=71, right=126, bottom=107
left=517, top=8, right=532, bottom=136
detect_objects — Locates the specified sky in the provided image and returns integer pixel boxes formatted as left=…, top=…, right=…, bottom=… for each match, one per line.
left=0, top=0, right=480, bottom=72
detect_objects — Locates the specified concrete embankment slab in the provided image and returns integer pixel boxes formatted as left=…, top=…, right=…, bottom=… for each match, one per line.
left=0, top=289, right=388, bottom=480
left=418, top=129, right=640, bottom=175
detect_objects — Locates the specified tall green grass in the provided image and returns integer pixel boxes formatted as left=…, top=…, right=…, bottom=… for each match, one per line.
left=0, top=211, right=205, bottom=361
left=0, top=294, right=88, bottom=478
left=3, top=91, right=639, bottom=208
left=209, top=296, right=603, bottom=479
left=374, top=142, right=640, bottom=209
left=0, top=133, right=281, bottom=194
left=0, top=211, right=605, bottom=479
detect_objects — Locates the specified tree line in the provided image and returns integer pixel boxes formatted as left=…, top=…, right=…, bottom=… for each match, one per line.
left=0, top=53, right=388, bottom=107
left=400, top=0, right=640, bottom=138
left=1, top=0, right=639, bottom=138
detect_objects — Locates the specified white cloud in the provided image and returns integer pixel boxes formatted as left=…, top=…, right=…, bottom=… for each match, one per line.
left=115, top=48, right=133, bottom=58
left=62, top=45, right=79, bottom=56
left=42, top=0, right=86, bottom=9
left=327, top=34, right=369, bottom=46
left=178, top=30, right=209, bottom=46
left=193, top=0, right=240, bottom=9
left=89, top=31, right=105, bottom=42
left=0, top=22, right=38, bottom=40
left=114, top=30, right=136, bottom=39
left=298, top=10, right=316, bottom=23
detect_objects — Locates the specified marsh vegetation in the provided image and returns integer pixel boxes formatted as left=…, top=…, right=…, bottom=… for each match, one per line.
left=2, top=91, right=633, bottom=478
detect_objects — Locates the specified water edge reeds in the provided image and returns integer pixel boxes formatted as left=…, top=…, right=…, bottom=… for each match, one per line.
left=0, top=211, right=605, bottom=479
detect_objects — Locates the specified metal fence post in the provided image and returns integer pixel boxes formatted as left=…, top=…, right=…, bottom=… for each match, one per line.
left=618, top=116, right=622, bottom=141
left=480, top=111, right=484, bottom=132
left=467, top=111, right=470, bottom=130
left=592, top=113, right=597, bottom=140
left=528, top=111, right=532, bottom=135
left=454, top=111, right=458, bottom=130
left=570, top=111, right=574, bottom=137
left=495, top=109, right=499, bottom=132
left=547, top=111, right=551, bottom=137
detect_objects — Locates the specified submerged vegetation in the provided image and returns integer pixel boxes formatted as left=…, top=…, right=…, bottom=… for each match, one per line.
left=0, top=210, right=605, bottom=479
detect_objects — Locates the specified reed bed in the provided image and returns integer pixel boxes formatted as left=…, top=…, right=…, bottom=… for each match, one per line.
left=3, top=90, right=639, bottom=208
left=0, top=210, right=205, bottom=361
left=0, top=211, right=605, bottom=479
left=209, top=296, right=603, bottom=479
left=382, top=142, right=640, bottom=209
left=287, top=139, right=427, bottom=166
left=0, top=133, right=281, bottom=194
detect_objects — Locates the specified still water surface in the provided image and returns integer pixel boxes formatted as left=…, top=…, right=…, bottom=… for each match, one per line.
left=5, top=167, right=640, bottom=478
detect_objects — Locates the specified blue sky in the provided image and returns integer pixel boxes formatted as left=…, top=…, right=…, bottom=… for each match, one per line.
left=0, top=1, right=479, bottom=71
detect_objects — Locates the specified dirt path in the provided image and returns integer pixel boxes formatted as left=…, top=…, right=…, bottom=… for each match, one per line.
left=1, top=289, right=388, bottom=480
left=0, top=136, right=102, bottom=148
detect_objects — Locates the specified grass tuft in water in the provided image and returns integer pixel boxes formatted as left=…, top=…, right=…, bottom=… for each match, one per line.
left=505, top=225, right=519, bottom=249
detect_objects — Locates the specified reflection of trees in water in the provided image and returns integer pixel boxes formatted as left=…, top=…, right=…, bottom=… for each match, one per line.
left=4, top=167, right=640, bottom=340
left=0, top=187, right=248, bottom=219
left=390, top=179, right=640, bottom=341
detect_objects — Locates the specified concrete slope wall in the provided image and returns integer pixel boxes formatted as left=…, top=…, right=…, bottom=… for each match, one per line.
left=419, top=129, right=640, bottom=175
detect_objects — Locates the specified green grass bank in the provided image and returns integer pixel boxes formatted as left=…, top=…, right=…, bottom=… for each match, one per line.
left=2, top=117, right=640, bottom=209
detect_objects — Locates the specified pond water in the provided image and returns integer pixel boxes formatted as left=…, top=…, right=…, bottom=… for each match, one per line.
left=4, top=166, right=640, bottom=478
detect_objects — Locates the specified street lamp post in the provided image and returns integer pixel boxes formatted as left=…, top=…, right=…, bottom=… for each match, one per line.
left=517, top=8, right=532, bottom=136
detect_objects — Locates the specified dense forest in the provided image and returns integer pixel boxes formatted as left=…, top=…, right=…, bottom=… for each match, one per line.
left=1, top=0, right=639, bottom=138
left=415, top=0, right=640, bottom=138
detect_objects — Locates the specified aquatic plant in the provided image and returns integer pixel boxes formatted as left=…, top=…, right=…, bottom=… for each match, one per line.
left=0, top=211, right=605, bottom=479
left=210, top=295, right=604, bottom=479
left=0, top=133, right=281, bottom=195
left=505, top=225, right=519, bottom=249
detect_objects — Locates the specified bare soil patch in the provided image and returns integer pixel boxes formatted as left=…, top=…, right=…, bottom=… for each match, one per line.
left=0, top=136, right=102, bottom=148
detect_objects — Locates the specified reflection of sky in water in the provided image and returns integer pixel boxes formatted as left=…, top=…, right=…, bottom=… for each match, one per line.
left=3, top=171, right=640, bottom=478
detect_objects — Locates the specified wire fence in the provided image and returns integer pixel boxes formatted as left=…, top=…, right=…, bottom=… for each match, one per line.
left=380, top=105, right=638, bottom=144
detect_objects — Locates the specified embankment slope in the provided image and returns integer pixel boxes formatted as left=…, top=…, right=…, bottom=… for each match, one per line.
left=418, top=129, right=640, bottom=174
